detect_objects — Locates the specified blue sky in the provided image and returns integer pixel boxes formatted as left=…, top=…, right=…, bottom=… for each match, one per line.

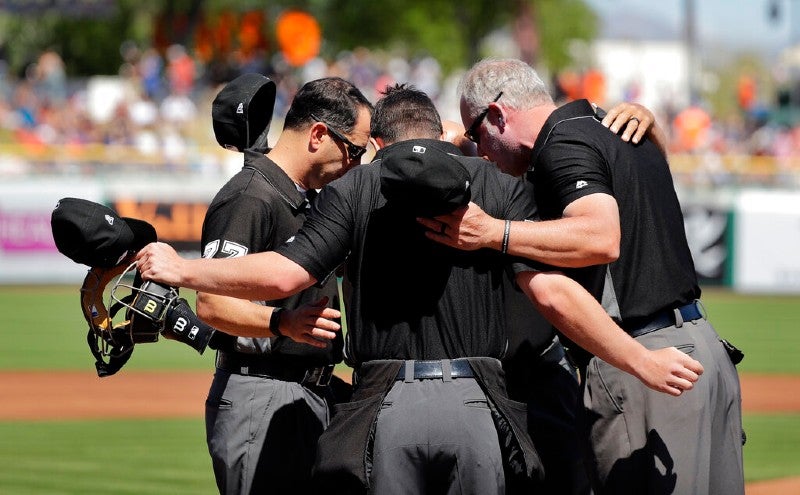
left=584, top=0, right=796, bottom=61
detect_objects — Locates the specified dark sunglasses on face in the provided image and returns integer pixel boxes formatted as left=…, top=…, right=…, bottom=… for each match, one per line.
left=464, top=91, right=504, bottom=144
left=310, top=113, right=367, bottom=161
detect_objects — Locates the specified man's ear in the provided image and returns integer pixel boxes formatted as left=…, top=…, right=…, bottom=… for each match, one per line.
left=309, top=121, right=327, bottom=151
left=370, top=136, right=384, bottom=151
left=488, top=104, right=505, bottom=128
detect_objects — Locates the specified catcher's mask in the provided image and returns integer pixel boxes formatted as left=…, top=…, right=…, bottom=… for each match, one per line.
left=80, top=262, right=180, bottom=377
left=111, top=263, right=180, bottom=343
left=80, top=262, right=134, bottom=377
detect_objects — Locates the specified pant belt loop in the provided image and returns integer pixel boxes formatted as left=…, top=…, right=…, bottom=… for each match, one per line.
left=441, top=359, right=452, bottom=382
left=674, top=307, right=684, bottom=328
left=404, top=360, right=415, bottom=383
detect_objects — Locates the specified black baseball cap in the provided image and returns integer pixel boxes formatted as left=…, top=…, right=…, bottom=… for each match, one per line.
left=51, top=197, right=157, bottom=268
left=212, top=73, right=276, bottom=152
left=380, top=141, right=472, bottom=217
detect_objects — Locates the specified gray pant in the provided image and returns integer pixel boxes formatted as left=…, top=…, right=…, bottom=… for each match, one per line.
left=369, top=377, right=505, bottom=494
left=205, top=369, right=330, bottom=495
left=582, top=318, right=744, bottom=495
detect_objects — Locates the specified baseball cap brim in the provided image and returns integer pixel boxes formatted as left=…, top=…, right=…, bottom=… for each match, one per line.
left=121, top=217, right=157, bottom=252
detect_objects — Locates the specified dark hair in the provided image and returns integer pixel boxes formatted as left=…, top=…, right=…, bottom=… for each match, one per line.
left=370, top=83, right=443, bottom=144
left=284, top=77, right=373, bottom=132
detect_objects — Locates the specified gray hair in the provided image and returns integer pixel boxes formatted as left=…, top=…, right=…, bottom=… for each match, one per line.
left=459, top=58, right=553, bottom=117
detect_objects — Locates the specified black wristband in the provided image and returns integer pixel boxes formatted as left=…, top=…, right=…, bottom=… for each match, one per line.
left=269, top=307, right=284, bottom=337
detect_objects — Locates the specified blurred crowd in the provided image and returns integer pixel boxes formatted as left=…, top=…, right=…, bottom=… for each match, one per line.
left=1, top=43, right=799, bottom=188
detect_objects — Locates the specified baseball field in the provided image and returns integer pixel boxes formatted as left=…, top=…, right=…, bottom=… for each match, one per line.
left=0, top=285, right=798, bottom=494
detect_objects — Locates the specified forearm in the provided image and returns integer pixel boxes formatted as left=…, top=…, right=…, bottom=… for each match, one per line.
left=518, top=271, right=647, bottom=377
left=505, top=217, right=618, bottom=268
left=179, top=252, right=315, bottom=300
left=196, top=292, right=276, bottom=339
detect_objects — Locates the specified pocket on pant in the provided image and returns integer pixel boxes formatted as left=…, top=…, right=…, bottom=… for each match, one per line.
left=464, top=398, right=490, bottom=408
left=205, top=397, right=233, bottom=410
left=587, top=358, right=624, bottom=414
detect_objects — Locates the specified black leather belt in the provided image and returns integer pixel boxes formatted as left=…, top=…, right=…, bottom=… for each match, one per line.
left=627, top=301, right=704, bottom=339
left=395, top=358, right=474, bottom=381
left=215, top=352, right=334, bottom=387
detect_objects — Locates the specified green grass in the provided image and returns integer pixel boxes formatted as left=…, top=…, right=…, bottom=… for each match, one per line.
left=0, top=414, right=791, bottom=494
left=743, top=414, right=800, bottom=482
left=0, top=285, right=214, bottom=370
left=1, top=285, right=799, bottom=489
left=0, top=419, right=216, bottom=495
left=2, top=285, right=797, bottom=374
left=699, top=288, right=800, bottom=374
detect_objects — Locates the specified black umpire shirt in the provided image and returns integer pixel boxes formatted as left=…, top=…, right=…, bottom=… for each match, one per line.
left=529, top=99, right=700, bottom=332
left=201, top=149, right=343, bottom=367
left=275, top=139, right=540, bottom=366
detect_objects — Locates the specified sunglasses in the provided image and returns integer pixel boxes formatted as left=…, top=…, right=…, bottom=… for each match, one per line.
left=310, top=113, right=367, bottom=161
left=464, top=91, right=503, bottom=144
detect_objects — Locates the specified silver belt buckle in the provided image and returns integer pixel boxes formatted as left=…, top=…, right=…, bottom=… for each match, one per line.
left=304, top=364, right=334, bottom=386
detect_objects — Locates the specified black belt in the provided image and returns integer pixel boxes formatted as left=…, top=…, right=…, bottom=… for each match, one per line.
left=215, top=352, right=334, bottom=387
left=626, top=301, right=704, bottom=338
left=395, top=358, right=474, bottom=381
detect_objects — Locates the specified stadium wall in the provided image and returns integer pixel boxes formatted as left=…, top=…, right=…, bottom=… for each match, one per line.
left=1, top=178, right=798, bottom=294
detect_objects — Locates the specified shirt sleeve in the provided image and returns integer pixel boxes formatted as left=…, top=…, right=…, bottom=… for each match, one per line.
left=537, top=136, right=612, bottom=214
left=201, top=196, right=273, bottom=259
left=275, top=180, right=353, bottom=282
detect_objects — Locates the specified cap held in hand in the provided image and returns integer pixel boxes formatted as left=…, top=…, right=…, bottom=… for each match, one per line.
left=51, top=197, right=157, bottom=268
left=380, top=141, right=471, bottom=217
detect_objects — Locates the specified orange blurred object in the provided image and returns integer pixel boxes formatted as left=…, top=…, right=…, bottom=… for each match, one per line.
left=737, top=75, right=756, bottom=111
left=673, top=106, right=712, bottom=152
left=582, top=69, right=606, bottom=106
left=239, top=11, right=268, bottom=57
left=276, top=10, right=321, bottom=67
left=557, top=71, right=582, bottom=101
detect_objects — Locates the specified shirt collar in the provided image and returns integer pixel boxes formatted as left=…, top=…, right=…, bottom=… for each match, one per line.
left=531, top=99, right=598, bottom=167
left=243, top=149, right=308, bottom=211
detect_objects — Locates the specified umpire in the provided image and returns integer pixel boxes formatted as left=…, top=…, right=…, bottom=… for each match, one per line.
left=437, top=58, right=742, bottom=494
left=198, top=75, right=371, bottom=494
